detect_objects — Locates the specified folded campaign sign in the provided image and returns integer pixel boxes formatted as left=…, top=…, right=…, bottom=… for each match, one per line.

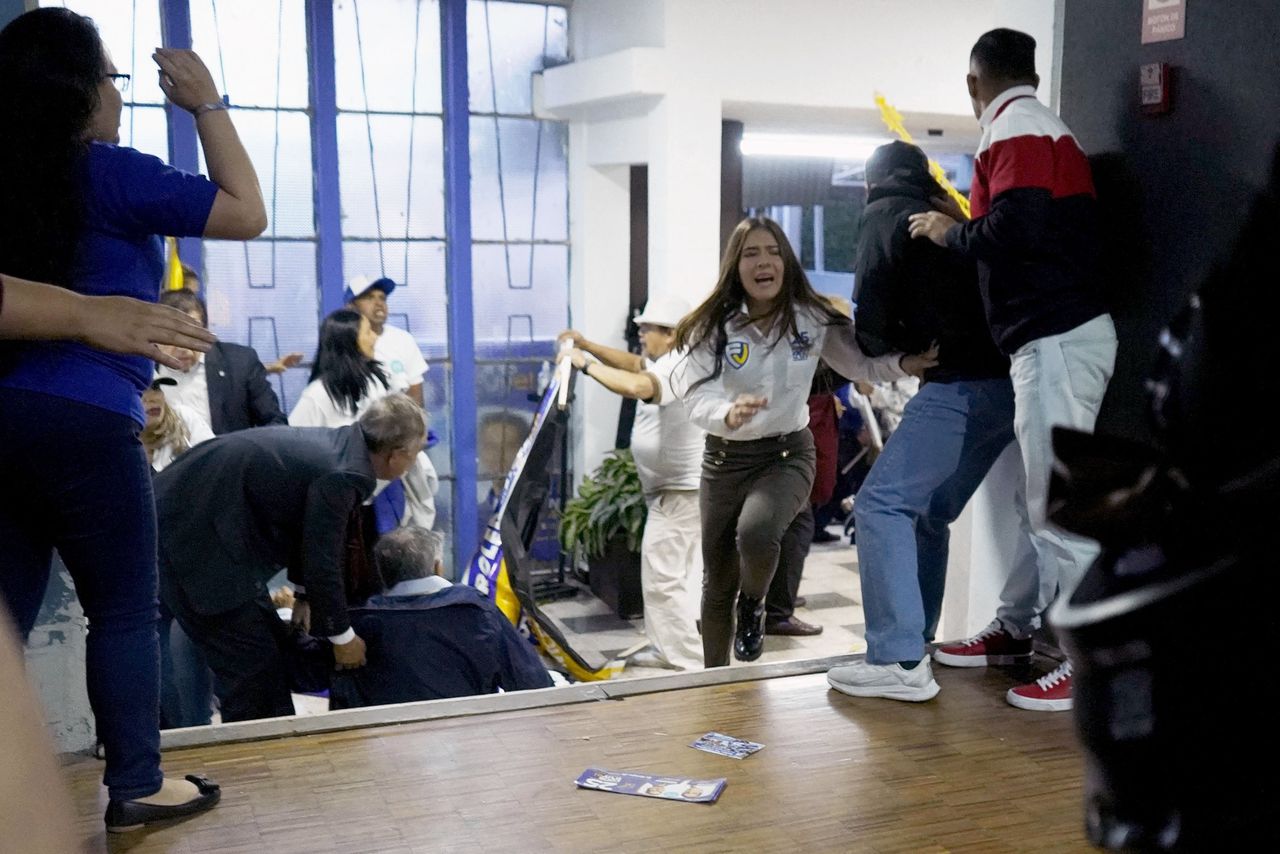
left=575, top=768, right=726, bottom=803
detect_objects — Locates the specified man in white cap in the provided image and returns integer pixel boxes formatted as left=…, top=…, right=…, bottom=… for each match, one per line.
left=346, top=276, right=428, bottom=406
left=559, top=294, right=704, bottom=670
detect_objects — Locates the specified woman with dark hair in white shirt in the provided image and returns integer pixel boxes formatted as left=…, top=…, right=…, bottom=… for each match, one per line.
left=290, top=308, right=389, bottom=426
left=290, top=308, right=438, bottom=535
left=672, top=217, right=936, bottom=666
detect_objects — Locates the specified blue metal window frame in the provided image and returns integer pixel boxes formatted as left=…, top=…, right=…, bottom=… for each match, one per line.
left=440, top=0, right=479, bottom=563
left=305, top=0, right=345, bottom=317
left=158, top=0, right=202, bottom=272
left=119, top=0, right=488, bottom=565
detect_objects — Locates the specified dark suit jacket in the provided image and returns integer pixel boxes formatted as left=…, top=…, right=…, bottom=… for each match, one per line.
left=155, top=424, right=376, bottom=637
left=206, top=341, right=287, bottom=434
left=330, top=585, right=554, bottom=708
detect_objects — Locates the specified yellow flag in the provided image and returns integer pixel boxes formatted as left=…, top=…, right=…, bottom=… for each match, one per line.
left=163, top=236, right=185, bottom=291
left=874, top=93, right=971, bottom=220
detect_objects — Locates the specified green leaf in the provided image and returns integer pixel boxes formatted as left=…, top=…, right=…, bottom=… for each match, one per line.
left=558, top=448, right=647, bottom=558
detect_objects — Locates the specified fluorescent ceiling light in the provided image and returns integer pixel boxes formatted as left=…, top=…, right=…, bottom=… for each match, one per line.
left=740, top=132, right=892, bottom=160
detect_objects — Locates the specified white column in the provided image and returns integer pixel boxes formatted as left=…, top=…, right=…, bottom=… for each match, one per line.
left=566, top=120, right=633, bottom=480
left=938, top=441, right=1038, bottom=641
left=646, top=89, right=723, bottom=311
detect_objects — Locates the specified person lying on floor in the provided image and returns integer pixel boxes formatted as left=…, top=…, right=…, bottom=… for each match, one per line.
left=330, top=526, right=554, bottom=709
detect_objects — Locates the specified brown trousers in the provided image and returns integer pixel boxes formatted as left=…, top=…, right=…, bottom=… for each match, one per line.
left=699, top=430, right=815, bottom=666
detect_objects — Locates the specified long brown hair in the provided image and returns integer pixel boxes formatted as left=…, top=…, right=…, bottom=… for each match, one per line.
left=674, top=216, right=846, bottom=391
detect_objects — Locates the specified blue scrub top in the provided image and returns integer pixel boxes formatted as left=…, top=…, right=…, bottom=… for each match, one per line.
left=0, top=142, right=218, bottom=424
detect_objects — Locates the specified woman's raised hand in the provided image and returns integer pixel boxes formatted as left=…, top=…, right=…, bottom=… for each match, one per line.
left=153, top=49, right=221, bottom=113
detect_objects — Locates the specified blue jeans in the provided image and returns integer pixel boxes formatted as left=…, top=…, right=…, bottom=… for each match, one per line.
left=854, top=378, right=1019, bottom=665
left=0, top=388, right=164, bottom=800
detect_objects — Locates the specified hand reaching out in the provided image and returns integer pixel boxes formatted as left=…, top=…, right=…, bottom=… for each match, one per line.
left=907, top=211, right=959, bottom=247
left=724, top=394, right=768, bottom=430
left=557, top=329, right=585, bottom=351
left=900, top=342, right=940, bottom=378
left=929, top=193, right=969, bottom=223
left=264, top=352, right=304, bottom=375
left=333, top=634, right=367, bottom=670
left=78, top=296, right=215, bottom=369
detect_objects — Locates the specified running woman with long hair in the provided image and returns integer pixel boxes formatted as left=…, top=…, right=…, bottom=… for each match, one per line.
left=672, top=217, right=936, bottom=667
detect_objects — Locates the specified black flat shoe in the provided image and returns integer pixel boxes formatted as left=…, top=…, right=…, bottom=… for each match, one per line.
left=734, top=595, right=766, bottom=662
left=105, top=775, right=221, bottom=833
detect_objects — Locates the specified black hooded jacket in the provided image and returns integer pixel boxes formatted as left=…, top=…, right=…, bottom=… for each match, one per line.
left=853, top=178, right=1009, bottom=383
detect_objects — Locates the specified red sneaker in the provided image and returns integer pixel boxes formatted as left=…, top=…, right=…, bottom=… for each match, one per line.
left=1007, top=661, right=1073, bottom=711
left=933, top=619, right=1033, bottom=667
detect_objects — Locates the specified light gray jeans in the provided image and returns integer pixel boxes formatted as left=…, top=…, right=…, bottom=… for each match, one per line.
left=998, top=313, right=1118, bottom=636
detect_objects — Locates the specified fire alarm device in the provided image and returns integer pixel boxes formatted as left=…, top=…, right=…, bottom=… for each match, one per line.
left=1140, top=62, right=1171, bottom=115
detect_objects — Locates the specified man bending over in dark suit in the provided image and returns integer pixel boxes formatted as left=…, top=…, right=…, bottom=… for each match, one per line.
left=155, top=394, right=427, bottom=722
left=155, top=288, right=289, bottom=434
left=331, top=526, right=553, bottom=709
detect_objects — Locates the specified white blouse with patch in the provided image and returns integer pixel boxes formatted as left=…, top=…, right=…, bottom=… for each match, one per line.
left=669, top=305, right=905, bottom=441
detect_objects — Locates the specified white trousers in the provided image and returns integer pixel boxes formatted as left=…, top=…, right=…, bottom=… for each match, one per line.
left=998, top=313, right=1118, bottom=635
left=641, top=489, right=704, bottom=670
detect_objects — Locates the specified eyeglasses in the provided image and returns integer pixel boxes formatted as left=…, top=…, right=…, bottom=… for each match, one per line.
left=105, top=73, right=131, bottom=94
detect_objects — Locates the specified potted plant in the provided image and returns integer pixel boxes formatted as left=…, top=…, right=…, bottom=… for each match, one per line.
left=559, top=449, right=646, bottom=619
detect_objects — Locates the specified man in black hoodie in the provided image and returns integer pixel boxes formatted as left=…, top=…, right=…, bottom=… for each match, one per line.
left=826, top=141, right=1037, bottom=704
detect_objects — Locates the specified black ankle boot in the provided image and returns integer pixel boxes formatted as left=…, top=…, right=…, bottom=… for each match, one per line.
left=734, top=595, right=766, bottom=661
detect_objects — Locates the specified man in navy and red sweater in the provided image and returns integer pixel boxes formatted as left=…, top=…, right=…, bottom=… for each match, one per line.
left=908, top=28, right=1117, bottom=713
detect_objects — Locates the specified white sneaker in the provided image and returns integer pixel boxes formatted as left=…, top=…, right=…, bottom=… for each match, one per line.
left=627, top=650, right=677, bottom=669
left=826, top=656, right=940, bottom=702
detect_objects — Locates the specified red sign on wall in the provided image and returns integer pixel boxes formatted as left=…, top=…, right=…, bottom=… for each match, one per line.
left=1142, top=0, right=1187, bottom=44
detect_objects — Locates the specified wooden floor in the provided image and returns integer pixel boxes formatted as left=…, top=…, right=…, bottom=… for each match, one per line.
left=67, top=662, right=1092, bottom=853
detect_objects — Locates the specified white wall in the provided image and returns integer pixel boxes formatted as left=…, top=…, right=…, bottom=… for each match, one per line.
left=570, top=0, right=665, bottom=57
left=661, top=0, right=1053, bottom=116
left=566, top=150, right=630, bottom=468
left=553, top=0, right=1064, bottom=642
left=551, top=0, right=1059, bottom=477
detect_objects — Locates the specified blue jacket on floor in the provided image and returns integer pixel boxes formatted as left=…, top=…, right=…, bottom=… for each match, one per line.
left=331, top=584, right=553, bottom=708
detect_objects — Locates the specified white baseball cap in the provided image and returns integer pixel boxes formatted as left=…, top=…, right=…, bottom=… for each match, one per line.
left=634, top=294, right=692, bottom=329
left=345, top=275, right=397, bottom=302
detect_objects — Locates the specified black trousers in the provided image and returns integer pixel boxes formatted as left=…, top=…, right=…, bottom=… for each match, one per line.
left=161, top=576, right=296, bottom=723
left=766, top=504, right=814, bottom=623
left=699, top=430, right=815, bottom=666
